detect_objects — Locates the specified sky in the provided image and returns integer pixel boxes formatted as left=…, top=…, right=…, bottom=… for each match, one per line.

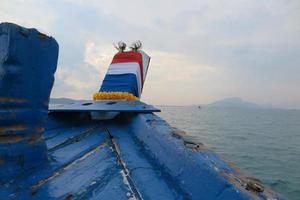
left=1, top=0, right=300, bottom=108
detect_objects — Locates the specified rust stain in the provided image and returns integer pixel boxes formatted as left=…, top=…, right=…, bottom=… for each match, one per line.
left=0, top=157, right=5, bottom=165
left=244, top=176, right=262, bottom=183
left=0, top=127, right=45, bottom=144
left=171, top=127, right=187, bottom=139
left=193, top=143, right=206, bottom=151
left=0, top=135, right=24, bottom=143
left=27, top=128, right=45, bottom=144
left=246, top=181, right=264, bottom=193
left=219, top=165, right=278, bottom=199
left=27, top=133, right=41, bottom=144
left=184, top=141, right=206, bottom=151
left=38, top=33, right=48, bottom=40
left=35, top=127, right=45, bottom=133
left=0, top=124, right=27, bottom=134
left=64, top=194, right=74, bottom=200
left=225, top=160, right=244, bottom=175
left=0, top=97, right=27, bottom=103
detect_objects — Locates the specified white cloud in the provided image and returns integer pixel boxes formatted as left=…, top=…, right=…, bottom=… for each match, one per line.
left=0, top=1, right=58, bottom=33
left=84, top=42, right=113, bottom=74
left=52, top=63, right=101, bottom=99
left=2, top=0, right=300, bottom=108
left=141, top=50, right=226, bottom=105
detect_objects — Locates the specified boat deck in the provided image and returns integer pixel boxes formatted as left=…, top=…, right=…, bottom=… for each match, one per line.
left=1, top=113, right=184, bottom=200
left=0, top=111, right=284, bottom=200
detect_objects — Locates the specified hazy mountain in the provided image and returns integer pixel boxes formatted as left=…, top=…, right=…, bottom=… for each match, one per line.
left=50, top=98, right=84, bottom=104
left=207, top=97, right=261, bottom=108
left=50, top=97, right=283, bottom=109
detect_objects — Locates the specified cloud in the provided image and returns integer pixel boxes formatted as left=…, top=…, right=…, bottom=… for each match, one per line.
left=84, top=42, right=113, bottom=74
left=142, top=50, right=227, bottom=105
left=1, top=0, right=300, bottom=108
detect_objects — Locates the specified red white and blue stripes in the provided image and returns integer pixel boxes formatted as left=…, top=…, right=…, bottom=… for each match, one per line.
left=98, top=50, right=150, bottom=99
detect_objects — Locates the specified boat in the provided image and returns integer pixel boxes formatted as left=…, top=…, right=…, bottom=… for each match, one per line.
left=0, top=23, right=285, bottom=200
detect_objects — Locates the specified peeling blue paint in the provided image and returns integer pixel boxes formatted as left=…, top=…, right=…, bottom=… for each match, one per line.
left=0, top=22, right=58, bottom=182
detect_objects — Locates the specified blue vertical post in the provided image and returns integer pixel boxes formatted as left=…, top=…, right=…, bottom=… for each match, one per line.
left=0, top=23, right=59, bottom=182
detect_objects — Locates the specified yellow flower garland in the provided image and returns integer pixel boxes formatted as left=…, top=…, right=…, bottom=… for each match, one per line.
left=93, top=92, right=139, bottom=101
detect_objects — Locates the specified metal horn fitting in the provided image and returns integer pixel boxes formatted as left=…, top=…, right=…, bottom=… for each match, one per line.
left=114, top=41, right=127, bottom=52
left=130, top=40, right=142, bottom=52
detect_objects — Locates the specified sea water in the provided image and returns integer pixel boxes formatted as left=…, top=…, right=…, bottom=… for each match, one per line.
left=158, top=106, right=300, bottom=200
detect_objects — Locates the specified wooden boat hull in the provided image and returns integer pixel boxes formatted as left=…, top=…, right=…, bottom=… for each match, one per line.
left=0, top=110, right=284, bottom=199
left=0, top=22, right=285, bottom=200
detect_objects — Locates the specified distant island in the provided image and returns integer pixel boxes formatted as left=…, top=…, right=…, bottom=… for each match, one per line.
left=50, top=97, right=261, bottom=108
left=206, top=97, right=261, bottom=108
left=50, top=97, right=283, bottom=109
left=50, top=97, right=84, bottom=104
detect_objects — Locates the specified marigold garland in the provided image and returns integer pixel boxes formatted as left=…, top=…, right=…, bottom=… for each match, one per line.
left=93, top=92, right=139, bottom=101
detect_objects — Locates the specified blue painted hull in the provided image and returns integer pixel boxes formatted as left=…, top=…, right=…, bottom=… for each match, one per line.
left=0, top=22, right=285, bottom=200
left=0, top=111, right=285, bottom=199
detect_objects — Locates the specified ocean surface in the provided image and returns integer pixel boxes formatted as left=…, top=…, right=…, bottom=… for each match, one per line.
left=157, top=106, right=300, bottom=200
